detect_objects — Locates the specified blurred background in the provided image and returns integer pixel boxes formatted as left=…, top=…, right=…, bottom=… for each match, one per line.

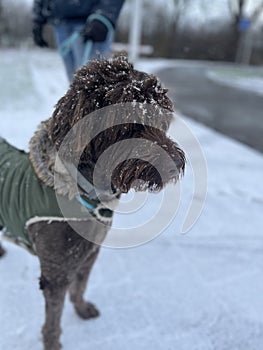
left=1, top=0, right=263, bottom=64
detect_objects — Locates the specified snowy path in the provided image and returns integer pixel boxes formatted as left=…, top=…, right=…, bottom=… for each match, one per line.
left=0, top=49, right=263, bottom=350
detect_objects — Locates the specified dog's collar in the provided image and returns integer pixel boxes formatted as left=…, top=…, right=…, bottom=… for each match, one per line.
left=75, top=194, right=96, bottom=211
left=75, top=194, right=116, bottom=225
left=65, top=162, right=120, bottom=224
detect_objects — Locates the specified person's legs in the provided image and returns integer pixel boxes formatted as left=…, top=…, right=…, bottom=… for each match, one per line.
left=70, top=23, right=86, bottom=72
left=53, top=22, right=78, bottom=81
left=54, top=21, right=114, bottom=81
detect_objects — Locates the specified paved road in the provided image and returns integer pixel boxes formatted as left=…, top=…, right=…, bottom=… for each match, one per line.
left=156, top=62, right=263, bottom=153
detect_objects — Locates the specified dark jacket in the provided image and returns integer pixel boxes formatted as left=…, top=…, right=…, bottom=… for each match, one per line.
left=33, top=0, right=125, bottom=25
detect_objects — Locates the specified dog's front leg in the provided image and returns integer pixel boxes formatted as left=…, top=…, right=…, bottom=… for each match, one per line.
left=69, top=248, right=100, bottom=319
left=40, top=276, right=67, bottom=350
left=27, top=221, right=72, bottom=350
left=27, top=220, right=97, bottom=350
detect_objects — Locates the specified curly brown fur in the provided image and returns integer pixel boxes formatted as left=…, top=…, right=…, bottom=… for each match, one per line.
left=49, top=55, right=173, bottom=147
left=48, top=55, right=185, bottom=194
left=1, top=54, right=185, bottom=350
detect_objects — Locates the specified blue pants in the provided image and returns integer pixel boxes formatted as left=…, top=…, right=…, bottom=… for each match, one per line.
left=54, top=21, right=113, bottom=81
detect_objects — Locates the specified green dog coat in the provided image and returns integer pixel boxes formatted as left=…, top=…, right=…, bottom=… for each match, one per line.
left=0, top=137, right=107, bottom=252
left=0, top=137, right=69, bottom=249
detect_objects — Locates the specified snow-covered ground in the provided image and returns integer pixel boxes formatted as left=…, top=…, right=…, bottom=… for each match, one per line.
left=207, top=66, right=263, bottom=96
left=0, top=49, right=263, bottom=350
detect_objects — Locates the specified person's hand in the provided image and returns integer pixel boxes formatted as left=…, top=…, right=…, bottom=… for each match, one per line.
left=32, top=23, right=48, bottom=48
left=80, top=19, right=108, bottom=43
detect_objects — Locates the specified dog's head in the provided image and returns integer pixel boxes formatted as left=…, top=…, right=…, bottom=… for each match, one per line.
left=49, top=54, right=185, bottom=195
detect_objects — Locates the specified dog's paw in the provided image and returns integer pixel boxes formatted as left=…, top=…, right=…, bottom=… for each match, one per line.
left=44, top=342, right=61, bottom=350
left=75, top=301, right=100, bottom=320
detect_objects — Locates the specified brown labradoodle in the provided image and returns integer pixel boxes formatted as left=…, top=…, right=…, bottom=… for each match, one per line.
left=0, top=55, right=185, bottom=350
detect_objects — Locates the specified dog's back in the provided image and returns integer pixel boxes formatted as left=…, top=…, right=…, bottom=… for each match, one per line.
left=0, top=137, right=28, bottom=238
left=0, top=137, right=63, bottom=250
